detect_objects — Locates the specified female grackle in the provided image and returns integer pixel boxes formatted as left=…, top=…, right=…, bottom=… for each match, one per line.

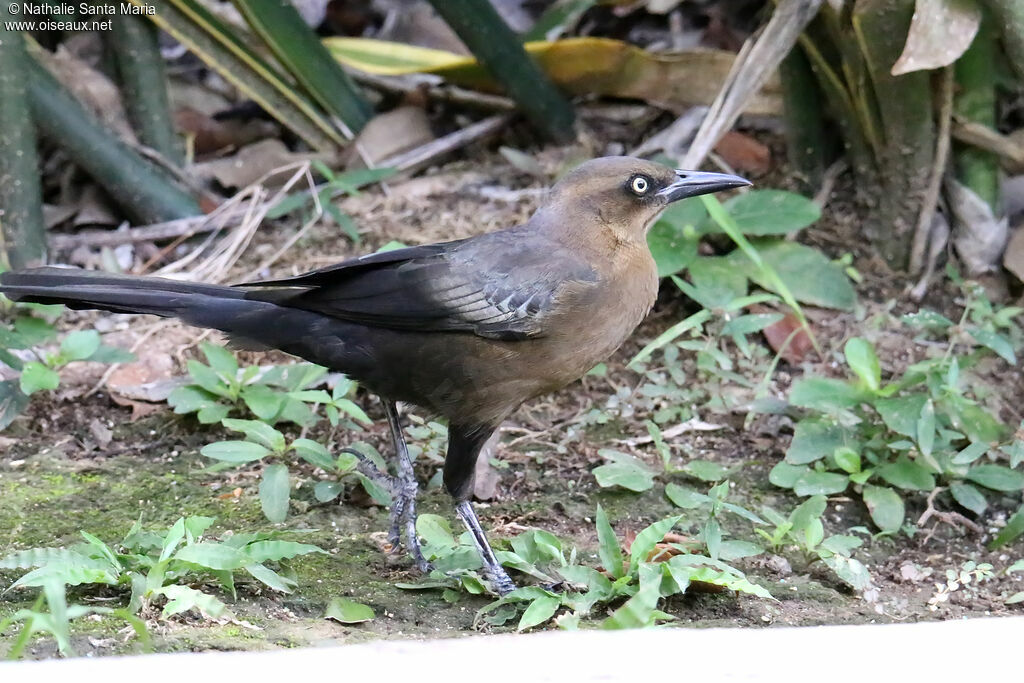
left=0, top=157, right=749, bottom=595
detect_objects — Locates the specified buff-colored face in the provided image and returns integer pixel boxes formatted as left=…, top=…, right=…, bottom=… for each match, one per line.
left=544, top=157, right=750, bottom=239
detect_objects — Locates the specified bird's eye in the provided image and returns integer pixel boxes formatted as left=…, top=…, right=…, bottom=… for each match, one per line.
left=630, top=175, right=651, bottom=195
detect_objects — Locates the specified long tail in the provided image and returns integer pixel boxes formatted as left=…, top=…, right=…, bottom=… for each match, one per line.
left=0, top=266, right=280, bottom=337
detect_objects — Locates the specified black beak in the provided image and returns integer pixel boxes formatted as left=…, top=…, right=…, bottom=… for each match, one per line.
left=656, top=170, right=751, bottom=203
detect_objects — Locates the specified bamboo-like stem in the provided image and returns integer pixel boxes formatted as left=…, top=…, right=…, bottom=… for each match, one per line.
left=109, top=12, right=183, bottom=165
left=427, top=0, right=575, bottom=143
left=780, top=46, right=826, bottom=189
left=0, top=8, right=46, bottom=268
left=24, top=46, right=201, bottom=225
left=953, top=13, right=999, bottom=211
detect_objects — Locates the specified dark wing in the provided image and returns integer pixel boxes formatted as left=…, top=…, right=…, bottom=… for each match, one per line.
left=239, top=231, right=596, bottom=340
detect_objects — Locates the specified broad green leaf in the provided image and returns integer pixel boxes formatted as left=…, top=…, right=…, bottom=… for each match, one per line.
left=20, top=361, right=59, bottom=395
left=949, top=482, right=987, bottom=516
left=259, top=464, right=291, bottom=523
left=794, top=470, right=848, bottom=496
left=786, top=419, right=850, bottom=465
left=242, top=540, right=324, bottom=563
left=862, top=485, right=904, bottom=534
left=878, top=456, right=935, bottom=491
left=843, top=337, right=880, bottom=391
left=647, top=199, right=704, bottom=277
left=222, top=418, right=286, bottom=452
left=716, top=189, right=820, bottom=235
left=681, top=459, right=728, bottom=482
left=157, top=584, right=227, bottom=618
left=629, top=516, right=682, bottom=574
left=517, top=595, right=560, bottom=631
left=201, top=440, right=269, bottom=463
left=731, top=240, right=856, bottom=311
left=595, top=505, right=624, bottom=579
left=592, top=450, right=656, bottom=492
left=324, top=597, right=374, bottom=623
left=966, top=465, right=1024, bottom=492
left=968, top=327, right=1016, bottom=364
left=60, top=330, right=101, bottom=361
left=173, top=542, right=246, bottom=570
left=875, top=394, right=928, bottom=438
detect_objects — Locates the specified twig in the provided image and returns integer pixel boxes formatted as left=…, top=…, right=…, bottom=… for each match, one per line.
left=377, top=114, right=513, bottom=175
left=351, top=71, right=516, bottom=112
left=910, top=67, right=955, bottom=275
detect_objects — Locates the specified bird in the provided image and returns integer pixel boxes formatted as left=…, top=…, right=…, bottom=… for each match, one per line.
left=0, top=156, right=750, bottom=595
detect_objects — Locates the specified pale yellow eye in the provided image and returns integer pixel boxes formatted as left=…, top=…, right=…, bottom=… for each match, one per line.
left=630, top=176, right=650, bottom=195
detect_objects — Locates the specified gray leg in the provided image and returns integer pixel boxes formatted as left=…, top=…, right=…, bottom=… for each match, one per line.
left=342, top=400, right=430, bottom=573
left=455, top=500, right=517, bottom=596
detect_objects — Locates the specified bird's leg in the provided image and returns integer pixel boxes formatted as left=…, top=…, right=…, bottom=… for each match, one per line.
left=339, top=401, right=429, bottom=573
left=455, top=500, right=517, bottom=596
left=383, top=401, right=431, bottom=573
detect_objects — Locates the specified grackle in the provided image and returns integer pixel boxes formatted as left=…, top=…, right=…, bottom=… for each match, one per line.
left=0, top=157, right=749, bottom=595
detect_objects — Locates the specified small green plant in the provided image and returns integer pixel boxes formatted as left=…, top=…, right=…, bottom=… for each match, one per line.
left=1, top=293, right=134, bottom=430
left=267, top=163, right=396, bottom=243
left=772, top=286, right=1023, bottom=537
left=167, top=342, right=368, bottom=428
left=0, top=516, right=324, bottom=658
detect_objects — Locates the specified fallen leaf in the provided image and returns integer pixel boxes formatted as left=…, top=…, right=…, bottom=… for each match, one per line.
left=713, top=131, right=771, bottom=175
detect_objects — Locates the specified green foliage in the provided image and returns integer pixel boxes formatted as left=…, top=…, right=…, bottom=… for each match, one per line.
left=0, top=294, right=134, bottom=430
left=399, top=508, right=773, bottom=631
left=772, top=277, right=1024, bottom=540
left=0, top=516, right=323, bottom=658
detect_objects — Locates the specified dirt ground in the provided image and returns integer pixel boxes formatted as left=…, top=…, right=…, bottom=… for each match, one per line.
left=3, top=147, right=1024, bottom=658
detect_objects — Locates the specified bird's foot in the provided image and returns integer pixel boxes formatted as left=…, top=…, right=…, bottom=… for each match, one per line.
left=339, top=447, right=432, bottom=574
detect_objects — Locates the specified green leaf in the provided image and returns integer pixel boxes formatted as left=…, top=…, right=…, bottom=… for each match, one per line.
left=877, top=456, right=935, bottom=491
left=968, top=327, right=1016, bottom=364
left=793, top=471, right=848, bottom=496
left=157, top=584, right=227, bottom=618
left=324, top=597, right=374, bottom=623
left=989, top=506, right=1024, bottom=549
left=259, top=464, right=291, bottom=523
left=59, top=330, right=101, bottom=361
left=862, top=485, right=904, bottom=534
left=875, top=394, right=928, bottom=437
left=222, top=418, right=286, bottom=452
left=665, top=483, right=710, bottom=509
left=716, top=189, right=820, bottom=235
left=20, top=361, right=59, bottom=395
left=592, top=450, right=656, bottom=492
left=843, top=338, right=881, bottom=391
left=517, top=595, right=560, bottom=631
left=786, top=419, right=850, bottom=465
left=242, top=540, right=324, bottom=563
left=730, top=240, right=856, bottom=311
left=292, top=438, right=335, bottom=470
left=629, top=516, right=682, bottom=574
left=0, top=380, right=29, bottom=430
left=949, top=482, right=987, bottom=516
left=173, top=542, right=246, bottom=571
left=681, top=459, right=728, bottom=482
left=966, top=465, right=1024, bottom=492
left=646, top=199, right=703, bottom=277
left=595, top=505, right=624, bottom=579
left=789, top=377, right=870, bottom=411
left=314, top=481, right=343, bottom=502
left=201, top=440, right=269, bottom=463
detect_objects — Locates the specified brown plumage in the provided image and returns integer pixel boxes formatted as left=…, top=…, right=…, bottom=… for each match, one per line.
left=0, top=156, right=749, bottom=594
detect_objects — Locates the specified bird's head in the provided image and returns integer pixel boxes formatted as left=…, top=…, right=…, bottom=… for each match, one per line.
left=540, top=156, right=750, bottom=244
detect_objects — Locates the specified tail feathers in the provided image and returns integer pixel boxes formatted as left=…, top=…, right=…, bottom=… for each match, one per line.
left=0, top=266, right=263, bottom=330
